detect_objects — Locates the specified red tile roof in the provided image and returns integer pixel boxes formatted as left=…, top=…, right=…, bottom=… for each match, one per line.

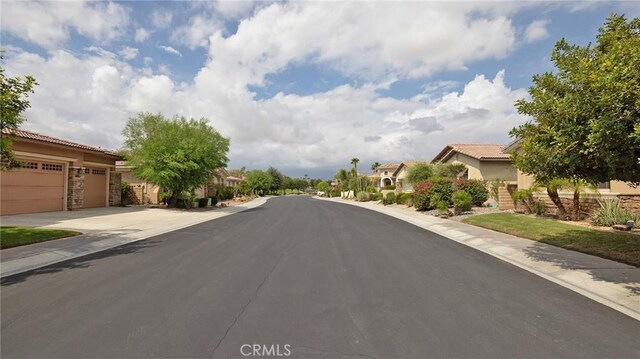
left=432, top=144, right=511, bottom=163
left=2, top=128, right=121, bottom=157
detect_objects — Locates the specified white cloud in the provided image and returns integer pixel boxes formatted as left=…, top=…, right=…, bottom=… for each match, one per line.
left=201, top=2, right=518, bottom=89
left=119, top=46, right=139, bottom=60
left=524, top=20, right=549, bottom=43
left=171, top=15, right=225, bottom=49
left=214, top=0, right=258, bottom=18
left=134, top=27, right=152, bottom=42
left=159, top=45, right=182, bottom=57
left=1, top=0, right=130, bottom=48
left=151, top=9, right=173, bottom=28
left=4, top=2, right=542, bottom=172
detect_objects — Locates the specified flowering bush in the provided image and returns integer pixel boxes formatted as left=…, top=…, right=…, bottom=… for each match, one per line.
left=412, top=179, right=453, bottom=211
left=456, top=179, right=488, bottom=206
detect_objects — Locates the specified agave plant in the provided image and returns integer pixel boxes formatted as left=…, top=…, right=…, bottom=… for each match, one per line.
left=591, top=199, right=640, bottom=227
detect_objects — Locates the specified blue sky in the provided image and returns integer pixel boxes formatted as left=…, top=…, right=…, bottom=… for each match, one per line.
left=2, top=1, right=638, bottom=178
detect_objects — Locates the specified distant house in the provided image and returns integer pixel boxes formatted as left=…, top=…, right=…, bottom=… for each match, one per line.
left=368, top=163, right=401, bottom=189
left=431, top=144, right=516, bottom=183
left=393, top=161, right=423, bottom=193
left=1, top=129, right=122, bottom=215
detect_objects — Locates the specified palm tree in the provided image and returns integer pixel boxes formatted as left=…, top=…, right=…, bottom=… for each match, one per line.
left=351, top=158, right=360, bottom=192
left=371, top=162, right=380, bottom=172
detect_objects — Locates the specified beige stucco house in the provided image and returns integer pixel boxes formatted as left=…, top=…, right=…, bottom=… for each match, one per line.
left=431, top=144, right=517, bottom=183
left=1, top=129, right=122, bottom=215
left=393, top=161, right=423, bottom=193
left=368, top=163, right=401, bottom=189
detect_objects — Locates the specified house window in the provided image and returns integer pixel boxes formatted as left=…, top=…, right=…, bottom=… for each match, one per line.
left=42, top=163, right=63, bottom=172
left=91, top=169, right=106, bottom=175
left=383, top=171, right=388, bottom=175
left=84, top=168, right=91, bottom=174
left=597, top=182, right=611, bottom=189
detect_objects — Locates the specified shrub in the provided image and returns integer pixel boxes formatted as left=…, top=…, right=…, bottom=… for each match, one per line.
left=531, top=200, right=547, bottom=216
left=452, top=190, right=472, bottom=214
left=384, top=192, right=396, bottom=204
left=371, top=193, right=383, bottom=201
left=356, top=192, right=371, bottom=202
left=198, top=197, right=209, bottom=208
left=413, top=181, right=434, bottom=210
left=366, top=186, right=377, bottom=193
left=120, top=180, right=135, bottom=206
left=591, top=199, right=640, bottom=226
left=457, top=179, right=488, bottom=206
left=383, top=184, right=396, bottom=190
left=513, top=188, right=535, bottom=213
left=396, top=192, right=411, bottom=205
left=210, top=196, right=218, bottom=206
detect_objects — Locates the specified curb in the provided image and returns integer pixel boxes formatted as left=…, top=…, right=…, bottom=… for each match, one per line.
left=1, top=197, right=270, bottom=278
left=315, top=196, right=640, bottom=321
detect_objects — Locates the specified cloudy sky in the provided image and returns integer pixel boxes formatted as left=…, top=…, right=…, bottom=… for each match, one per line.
left=2, top=1, right=638, bottom=178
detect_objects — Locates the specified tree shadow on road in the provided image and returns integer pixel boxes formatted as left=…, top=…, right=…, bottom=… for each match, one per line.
left=1, top=238, right=160, bottom=287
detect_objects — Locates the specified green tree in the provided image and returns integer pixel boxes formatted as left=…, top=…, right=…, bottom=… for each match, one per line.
left=406, top=162, right=433, bottom=184
left=511, top=14, right=640, bottom=219
left=266, top=166, right=284, bottom=194
left=371, top=162, right=380, bottom=171
left=317, top=181, right=330, bottom=195
left=1, top=54, right=38, bottom=170
left=245, top=169, right=273, bottom=195
left=121, top=113, right=229, bottom=207
left=432, top=163, right=466, bottom=179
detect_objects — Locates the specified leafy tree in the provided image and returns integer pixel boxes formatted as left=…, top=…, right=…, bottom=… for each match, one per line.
left=406, top=162, right=433, bottom=184
left=121, top=113, right=229, bottom=207
left=229, top=167, right=246, bottom=177
left=511, top=14, right=640, bottom=219
left=317, top=181, right=330, bottom=195
left=371, top=162, right=381, bottom=171
left=245, top=170, right=273, bottom=195
left=266, top=166, right=284, bottom=194
left=1, top=54, right=38, bottom=170
left=334, top=168, right=349, bottom=191
left=432, top=163, right=466, bottom=179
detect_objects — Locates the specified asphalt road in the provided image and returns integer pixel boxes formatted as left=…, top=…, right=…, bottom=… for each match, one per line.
left=2, top=196, right=639, bottom=358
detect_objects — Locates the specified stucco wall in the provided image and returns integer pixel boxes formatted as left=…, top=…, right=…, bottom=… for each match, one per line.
left=445, top=154, right=481, bottom=180
left=479, top=161, right=517, bottom=182
left=609, top=181, right=640, bottom=195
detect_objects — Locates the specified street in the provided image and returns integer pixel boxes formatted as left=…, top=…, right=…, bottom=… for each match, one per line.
left=1, top=196, right=639, bottom=358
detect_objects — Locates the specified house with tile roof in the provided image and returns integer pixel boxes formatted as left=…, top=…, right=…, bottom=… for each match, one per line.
left=431, top=144, right=517, bottom=183
left=367, top=163, right=401, bottom=189
left=1, top=128, right=123, bottom=215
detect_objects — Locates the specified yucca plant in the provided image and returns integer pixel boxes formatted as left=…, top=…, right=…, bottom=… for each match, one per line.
left=591, top=199, right=640, bottom=227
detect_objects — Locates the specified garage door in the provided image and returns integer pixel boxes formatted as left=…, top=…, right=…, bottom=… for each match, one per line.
left=84, top=167, right=107, bottom=208
left=0, top=161, right=65, bottom=215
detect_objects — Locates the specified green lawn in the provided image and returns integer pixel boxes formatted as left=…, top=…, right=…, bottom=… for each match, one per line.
left=1, top=227, right=81, bottom=249
left=462, top=213, right=640, bottom=267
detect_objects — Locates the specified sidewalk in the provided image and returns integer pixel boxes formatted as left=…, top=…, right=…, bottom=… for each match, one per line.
left=1, top=197, right=269, bottom=278
left=317, top=197, right=640, bottom=320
